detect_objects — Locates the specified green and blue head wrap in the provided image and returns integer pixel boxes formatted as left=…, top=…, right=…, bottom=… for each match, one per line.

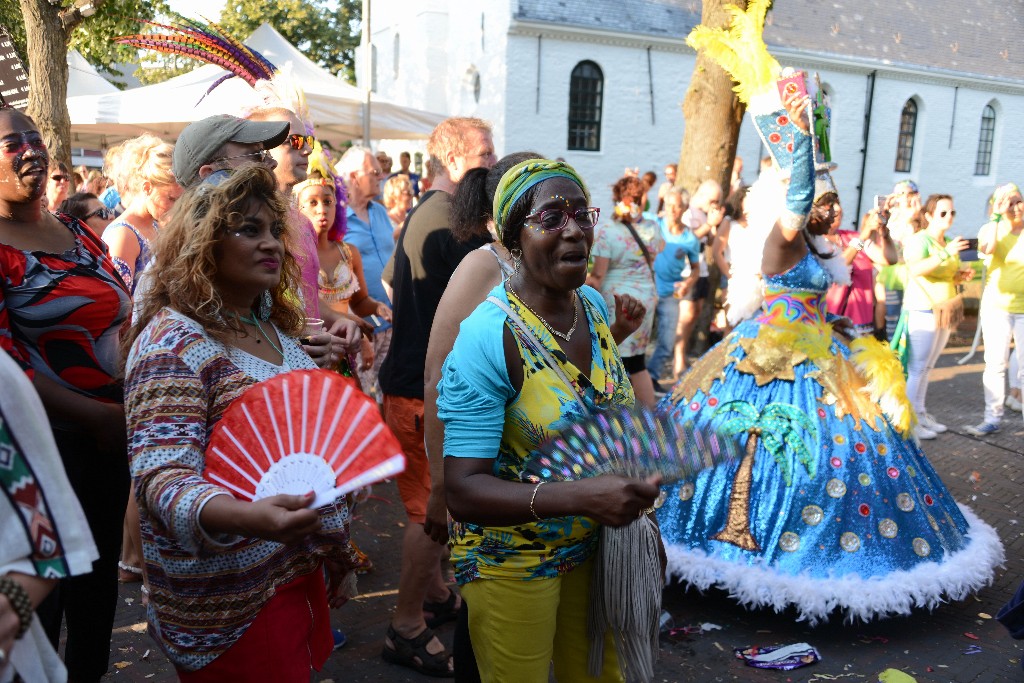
left=492, top=159, right=590, bottom=240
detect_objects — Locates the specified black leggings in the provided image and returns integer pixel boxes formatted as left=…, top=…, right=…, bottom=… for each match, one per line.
left=37, top=427, right=129, bottom=683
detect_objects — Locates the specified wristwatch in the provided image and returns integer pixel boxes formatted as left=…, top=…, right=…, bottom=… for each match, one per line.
left=849, top=237, right=867, bottom=251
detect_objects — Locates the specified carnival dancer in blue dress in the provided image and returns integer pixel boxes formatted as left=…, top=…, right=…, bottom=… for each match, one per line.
left=656, top=1, right=1003, bottom=623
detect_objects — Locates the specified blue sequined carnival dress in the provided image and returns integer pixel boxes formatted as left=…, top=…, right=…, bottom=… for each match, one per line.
left=656, top=246, right=1004, bottom=623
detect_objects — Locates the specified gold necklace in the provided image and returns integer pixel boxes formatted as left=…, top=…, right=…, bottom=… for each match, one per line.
left=507, top=285, right=579, bottom=341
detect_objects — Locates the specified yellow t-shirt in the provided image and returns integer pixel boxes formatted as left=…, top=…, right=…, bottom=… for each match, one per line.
left=902, top=231, right=961, bottom=311
left=981, top=222, right=1024, bottom=313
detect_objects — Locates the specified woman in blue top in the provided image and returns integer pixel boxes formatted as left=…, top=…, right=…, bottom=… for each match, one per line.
left=437, top=159, right=660, bottom=682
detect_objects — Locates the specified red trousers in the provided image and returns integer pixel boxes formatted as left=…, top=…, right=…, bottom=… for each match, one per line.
left=179, top=568, right=332, bottom=682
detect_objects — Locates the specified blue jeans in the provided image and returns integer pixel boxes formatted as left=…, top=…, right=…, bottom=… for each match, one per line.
left=647, top=295, right=680, bottom=382
left=885, top=289, right=903, bottom=341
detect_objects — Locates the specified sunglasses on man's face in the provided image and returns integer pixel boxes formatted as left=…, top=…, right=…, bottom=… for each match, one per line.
left=84, top=206, right=114, bottom=220
left=939, top=210, right=957, bottom=218
left=50, top=174, right=69, bottom=183
left=288, top=134, right=315, bottom=151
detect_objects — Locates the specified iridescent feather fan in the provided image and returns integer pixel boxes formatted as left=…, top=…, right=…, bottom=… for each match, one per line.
left=521, top=404, right=740, bottom=485
left=116, top=15, right=312, bottom=128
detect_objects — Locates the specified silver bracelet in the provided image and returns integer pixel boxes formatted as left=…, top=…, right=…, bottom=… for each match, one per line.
left=529, top=481, right=547, bottom=521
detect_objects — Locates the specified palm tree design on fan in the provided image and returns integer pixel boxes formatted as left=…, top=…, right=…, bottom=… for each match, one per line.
left=710, top=400, right=818, bottom=550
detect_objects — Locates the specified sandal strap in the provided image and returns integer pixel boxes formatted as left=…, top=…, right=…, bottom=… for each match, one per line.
left=422, top=587, right=457, bottom=613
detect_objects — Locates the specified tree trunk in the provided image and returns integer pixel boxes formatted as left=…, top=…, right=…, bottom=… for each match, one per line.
left=20, top=0, right=73, bottom=183
left=677, top=0, right=748, bottom=354
left=712, top=429, right=760, bottom=550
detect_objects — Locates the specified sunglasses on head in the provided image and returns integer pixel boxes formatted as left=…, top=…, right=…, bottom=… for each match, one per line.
left=288, top=134, right=315, bottom=151
left=84, top=206, right=113, bottom=220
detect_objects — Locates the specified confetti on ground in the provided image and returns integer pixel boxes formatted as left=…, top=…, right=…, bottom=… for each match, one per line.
left=969, top=471, right=981, bottom=483
left=114, top=661, right=131, bottom=669
left=130, top=623, right=147, bottom=633
left=142, top=649, right=150, bottom=660
left=807, top=674, right=864, bottom=682
left=701, top=622, right=722, bottom=632
left=978, top=612, right=992, bottom=619
left=964, top=632, right=980, bottom=640
left=964, top=644, right=983, bottom=655
left=714, top=641, right=724, bottom=651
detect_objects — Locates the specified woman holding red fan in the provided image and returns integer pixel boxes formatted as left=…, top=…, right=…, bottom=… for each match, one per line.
left=437, top=159, right=661, bottom=682
left=123, top=166, right=358, bottom=681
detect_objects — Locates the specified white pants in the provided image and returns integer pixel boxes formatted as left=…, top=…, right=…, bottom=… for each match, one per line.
left=980, top=306, right=1024, bottom=424
left=906, top=310, right=951, bottom=416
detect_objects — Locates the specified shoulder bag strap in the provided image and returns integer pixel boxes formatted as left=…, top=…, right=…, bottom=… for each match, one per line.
left=621, top=220, right=654, bottom=273
left=486, top=295, right=589, bottom=413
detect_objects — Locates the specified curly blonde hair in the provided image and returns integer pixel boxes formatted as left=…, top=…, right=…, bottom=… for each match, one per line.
left=382, top=174, right=413, bottom=210
left=119, top=133, right=176, bottom=196
left=124, top=166, right=304, bottom=355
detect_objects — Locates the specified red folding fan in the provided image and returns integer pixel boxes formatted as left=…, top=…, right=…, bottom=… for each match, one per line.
left=205, top=370, right=405, bottom=508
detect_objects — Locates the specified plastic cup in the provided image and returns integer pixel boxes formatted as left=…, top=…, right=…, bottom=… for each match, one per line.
left=303, top=317, right=325, bottom=338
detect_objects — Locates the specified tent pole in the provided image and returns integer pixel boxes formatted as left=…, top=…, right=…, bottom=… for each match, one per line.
left=361, top=0, right=372, bottom=147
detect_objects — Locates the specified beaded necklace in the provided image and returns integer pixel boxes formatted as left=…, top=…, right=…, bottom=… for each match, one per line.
left=506, top=284, right=579, bottom=342
left=236, top=311, right=285, bottom=359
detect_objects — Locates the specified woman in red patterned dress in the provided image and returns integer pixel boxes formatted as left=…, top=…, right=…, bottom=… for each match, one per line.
left=0, top=107, right=132, bottom=682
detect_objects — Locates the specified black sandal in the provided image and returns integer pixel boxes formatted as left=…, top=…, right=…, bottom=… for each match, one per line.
left=382, top=624, right=453, bottom=678
left=422, top=588, right=460, bottom=629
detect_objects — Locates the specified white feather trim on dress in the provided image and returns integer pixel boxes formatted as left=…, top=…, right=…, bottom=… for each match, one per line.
left=662, top=503, right=1003, bottom=625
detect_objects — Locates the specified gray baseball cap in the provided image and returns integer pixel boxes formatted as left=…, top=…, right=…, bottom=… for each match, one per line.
left=173, top=114, right=289, bottom=187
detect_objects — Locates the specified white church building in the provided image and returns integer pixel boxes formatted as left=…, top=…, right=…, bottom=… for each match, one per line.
left=367, top=0, right=1024, bottom=234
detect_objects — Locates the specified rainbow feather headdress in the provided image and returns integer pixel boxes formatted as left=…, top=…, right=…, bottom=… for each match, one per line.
left=116, top=16, right=314, bottom=134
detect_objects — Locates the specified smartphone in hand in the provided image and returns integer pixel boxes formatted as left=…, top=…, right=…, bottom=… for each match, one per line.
left=960, top=238, right=980, bottom=262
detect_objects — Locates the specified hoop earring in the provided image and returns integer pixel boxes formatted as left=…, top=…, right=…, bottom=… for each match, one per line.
left=257, top=290, right=273, bottom=321
left=510, top=248, right=522, bottom=275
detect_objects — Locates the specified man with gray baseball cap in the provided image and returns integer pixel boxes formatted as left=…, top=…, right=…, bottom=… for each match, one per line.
left=172, top=114, right=289, bottom=187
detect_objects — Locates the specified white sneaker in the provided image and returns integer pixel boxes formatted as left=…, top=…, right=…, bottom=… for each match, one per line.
left=914, top=424, right=938, bottom=440
left=920, top=413, right=948, bottom=433
left=1006, top=395, right=1024, bottom=412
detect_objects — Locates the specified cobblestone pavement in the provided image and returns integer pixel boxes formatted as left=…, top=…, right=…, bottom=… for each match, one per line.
left=95, top=329, right=1023, bottom=682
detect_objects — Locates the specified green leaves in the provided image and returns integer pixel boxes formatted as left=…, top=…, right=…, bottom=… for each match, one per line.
left=712, top=399, right=819, bottom=485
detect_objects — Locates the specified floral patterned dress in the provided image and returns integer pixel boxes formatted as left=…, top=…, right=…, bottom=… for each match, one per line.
left=591, top=218, right=663, bottom=360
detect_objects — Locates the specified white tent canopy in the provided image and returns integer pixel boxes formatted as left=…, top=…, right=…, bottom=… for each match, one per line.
left=67, top=50, right=119, bottom=98
left=67, top=24, right=445, bottom=148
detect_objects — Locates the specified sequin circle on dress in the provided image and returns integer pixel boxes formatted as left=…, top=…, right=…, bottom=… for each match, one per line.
left=840, top=532, right=861, bottom=552
left=801, top=505, right=824, bottom=526
left=878, top=518, right=898, bottom=538
left=779, top=532, right=800, bottom=552
left=678, top=482, right=695, bottom=502
left=928, top=514, right=940, bottom=532
left=896, top=493, right=915, bottom=512
left=858, top=473, right=871, bottom=486
left=826, top=478, right=847, bottom=498
left=654, top=489, right=667, bottom=509
left=913, top=538, right=931, bottom=557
